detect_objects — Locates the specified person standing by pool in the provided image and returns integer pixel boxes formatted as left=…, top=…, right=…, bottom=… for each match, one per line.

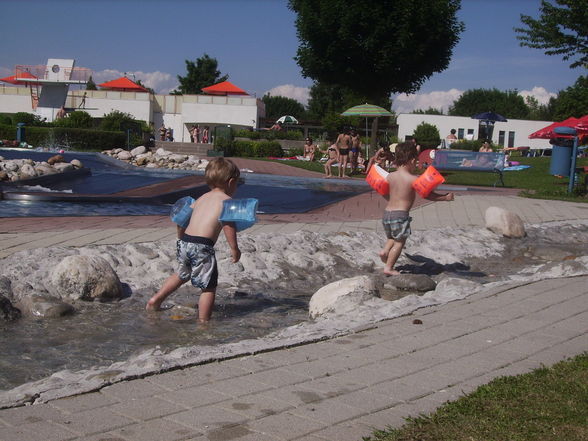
left=202, top=126, right=210, bottom=143
left=349, top=129, right=362, bottom=173
left=323, top=142, right=339, bottom=178
left=336, top=127, right=352, bottom=178
left=146, top=157, right=242, bottom=322
left=159, top=124, right=167, bottom=141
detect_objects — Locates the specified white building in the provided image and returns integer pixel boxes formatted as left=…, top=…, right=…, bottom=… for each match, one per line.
left=397, top=113, right=553, bottom=151
left=0, top=59, right=265, bottom=143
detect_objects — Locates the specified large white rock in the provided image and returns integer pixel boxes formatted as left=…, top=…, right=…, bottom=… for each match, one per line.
left=52, top=162, right=74, bottom=173
left=117, top=150, right=132, bottom=161
left=50, top=255, right=123, bottom=301
left=130, top=145, right=146, bottom=157
left=309, top=275, right=378, bottom=318
left=485, top=206, right=526, bottom=238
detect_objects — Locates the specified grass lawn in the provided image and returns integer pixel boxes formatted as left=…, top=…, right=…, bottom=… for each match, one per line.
left=265, top=156, right=588, bottom=202
left=363, top=353, right=588, bottom=441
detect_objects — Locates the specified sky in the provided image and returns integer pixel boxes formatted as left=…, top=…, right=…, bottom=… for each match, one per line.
left=0, top=0, right=583, bottom=114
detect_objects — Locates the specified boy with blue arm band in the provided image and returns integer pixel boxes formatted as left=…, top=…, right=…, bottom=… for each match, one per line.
left=146, top=158, right=241, bottom=322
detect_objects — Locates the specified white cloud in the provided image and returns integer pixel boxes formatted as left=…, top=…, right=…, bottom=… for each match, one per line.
left=91, top=69, right=178, bottom=94
left=265, top=84, right=310, bottom=106
left=392, top=89, right=464, bottom=114
left=518, top=86, right=557, bottom=105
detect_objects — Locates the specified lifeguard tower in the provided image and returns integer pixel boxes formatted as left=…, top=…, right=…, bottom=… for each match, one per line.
left=9, top=59, right=91, bottom=122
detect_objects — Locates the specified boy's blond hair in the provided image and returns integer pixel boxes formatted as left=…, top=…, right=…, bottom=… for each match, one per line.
left=205, top=157, right=240, bottom=188
left=393, top=142, right=419, bottom=167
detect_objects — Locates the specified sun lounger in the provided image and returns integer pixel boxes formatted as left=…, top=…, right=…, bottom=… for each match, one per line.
left=432, top=149, right=506, bottom=186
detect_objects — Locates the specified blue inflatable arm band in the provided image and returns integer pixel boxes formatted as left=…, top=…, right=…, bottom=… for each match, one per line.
left=219, top=198, right=259, bottom=232
left=170, top=196, right=195, bottom=228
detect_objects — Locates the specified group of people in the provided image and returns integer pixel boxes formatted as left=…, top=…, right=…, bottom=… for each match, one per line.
left=190, top=125, right=210, bottom=144
left=158, top=124, right=211, bottom=143
left=146, top=141, right=454, bottom=322
left=159, top=125, right=174, bottom=142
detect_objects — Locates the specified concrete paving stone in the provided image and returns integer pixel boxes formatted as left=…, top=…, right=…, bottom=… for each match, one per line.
left=446, top=327, right=515, bottom=351
left=261, top=344, right=333, bottom=366
left=362, top=354, right=429, bottom=382
left=335, top=364, right=410, bottom=387
left=490, top=330, right=569, bottom=358
left=147, top=361, right=250, bottom=390
left=526, top=334, right=588, bottom=363
left=0, top=402, right=66, bottom=426
left=92, top=228, right=156, bottom=245
left=379, top=325, right=470, bottom=352
left=0, top=421, right=78, bottom=441
left=157, top=385, right=231, bottom=409
left=75, top=432, right=129, bottom=441
left=165, top=405, right=248, bottom=433
left=204, top=424, right=277, bottom=441
left=52, top=407, right=136, bottom=436
left=310, top=421, right=374, bottom=441
left=113, top=418, right=199, bottom=441
left=423, top=383, right=475, bottom=405
left=57, top=229, right=129, bottom=247
left=366, top=377, right=435, bottom=403
left=335, top=389, right=400, bottom=412
left=50, top=391, right=121, bottom=414
left=353, top=403, right=418, bottom=432
left=281, top=357, right=346, bottom=380
left=493, top=315, right=559, bottom=337
left=418, top=356, right=494, bottom=384
left=396, top=368, right=459, bottom=393
left=220, top=353, right=289, bottom=373
left=100, top=379, right=170, bottom=401
left=301, top=374, right=366, bottom=398
left=529, top=295, right=588, bottom=323
left=247, top=412, right=327, bottom=440
left=214, top=394, right=294, bottom=419
left=290, top=398, right=366, bottom=425
left=246, top=367, right=310, bottom=388
left=252, top=384, right=328, bottom=407
left=406, top=395, right=447, bottom=417
left=203, top=375, right=272, bottom=398
left=110, top=396, right=188, bottom=421
left=537, top=316, right=588, bottom=339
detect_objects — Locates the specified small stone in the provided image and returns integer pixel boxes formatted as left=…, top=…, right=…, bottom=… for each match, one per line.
left=412, top=319, right=423, bottom=325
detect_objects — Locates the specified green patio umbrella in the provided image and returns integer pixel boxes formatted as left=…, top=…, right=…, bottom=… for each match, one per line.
left=276, top=115, right=299, bottom=125
left=341, top=103, right=393, bottom=157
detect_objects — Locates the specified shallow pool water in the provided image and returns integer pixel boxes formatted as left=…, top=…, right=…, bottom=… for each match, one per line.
left=0, top=149, right=369, bottom=217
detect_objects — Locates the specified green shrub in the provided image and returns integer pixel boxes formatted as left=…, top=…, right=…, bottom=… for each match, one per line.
left=53, top=111, right=93, bottom=129
left=0, top=114, right=12, bottom=125
left=213, top=137, right=283, bottom=157
left=0, top=124, right=126, bottom=151
left=234, top=129, right=303, bottom=141
left=450, top=139, right=486, bottom=151
left=413, top=122, right=441, bottom=149
left=12, top=112, right=47, bottom=126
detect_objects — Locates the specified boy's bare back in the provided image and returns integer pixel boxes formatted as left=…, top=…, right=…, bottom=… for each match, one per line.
left=184, top=189, right=230, bottom=242
left=386, top=168, right=417, bottom=212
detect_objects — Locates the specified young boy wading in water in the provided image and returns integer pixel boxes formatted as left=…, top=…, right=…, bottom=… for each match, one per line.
left=380, top=142, right=454, bottom=276
left=146, top=158, right=242, bottom=322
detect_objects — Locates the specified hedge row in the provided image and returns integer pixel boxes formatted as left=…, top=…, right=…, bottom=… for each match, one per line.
left=234, top=129, right=303, bottom=141
left=215, top=138, right=283, bottom=157
left=0, top=124, right=127, bottom=152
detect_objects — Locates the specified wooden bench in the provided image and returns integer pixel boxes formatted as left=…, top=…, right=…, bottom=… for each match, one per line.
left=432, top=149, right=506, bottom=186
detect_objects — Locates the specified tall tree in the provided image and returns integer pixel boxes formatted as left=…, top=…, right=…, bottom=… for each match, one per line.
left=86, top=76, right=97, bottom=91
left=550, top=75, right=588, bottom=120
left=262, top=94, right=306, bottom=121
left=174, top=54, right=228, bottom=95
left=448, top=88, right=530, bottom=119
left=289, top=0, right=463, bottom=146
left=288, top=0, right=464, bottom=103
left=515, top=0, right=588, bottom=69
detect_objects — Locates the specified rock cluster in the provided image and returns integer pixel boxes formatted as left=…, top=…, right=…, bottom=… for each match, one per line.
left=101, top=146, right=209, bottom=171
left=0, top=154, right=84, bottom=182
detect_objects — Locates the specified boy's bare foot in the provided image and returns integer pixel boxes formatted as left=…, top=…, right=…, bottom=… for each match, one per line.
left=383, top=269, right=401, bottom=276
left=378, top=250, right=388, bottom=263
left=146, top=300, right=174, bottom=311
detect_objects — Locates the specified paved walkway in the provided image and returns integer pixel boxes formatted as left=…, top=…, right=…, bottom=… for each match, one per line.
left=1, top=160, right=587, bottom=441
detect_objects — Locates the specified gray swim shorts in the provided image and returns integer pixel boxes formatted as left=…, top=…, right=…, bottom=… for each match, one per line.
left=176, top=235, right=218, bottom=290
left=382, top=210, right=412, bottom=241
